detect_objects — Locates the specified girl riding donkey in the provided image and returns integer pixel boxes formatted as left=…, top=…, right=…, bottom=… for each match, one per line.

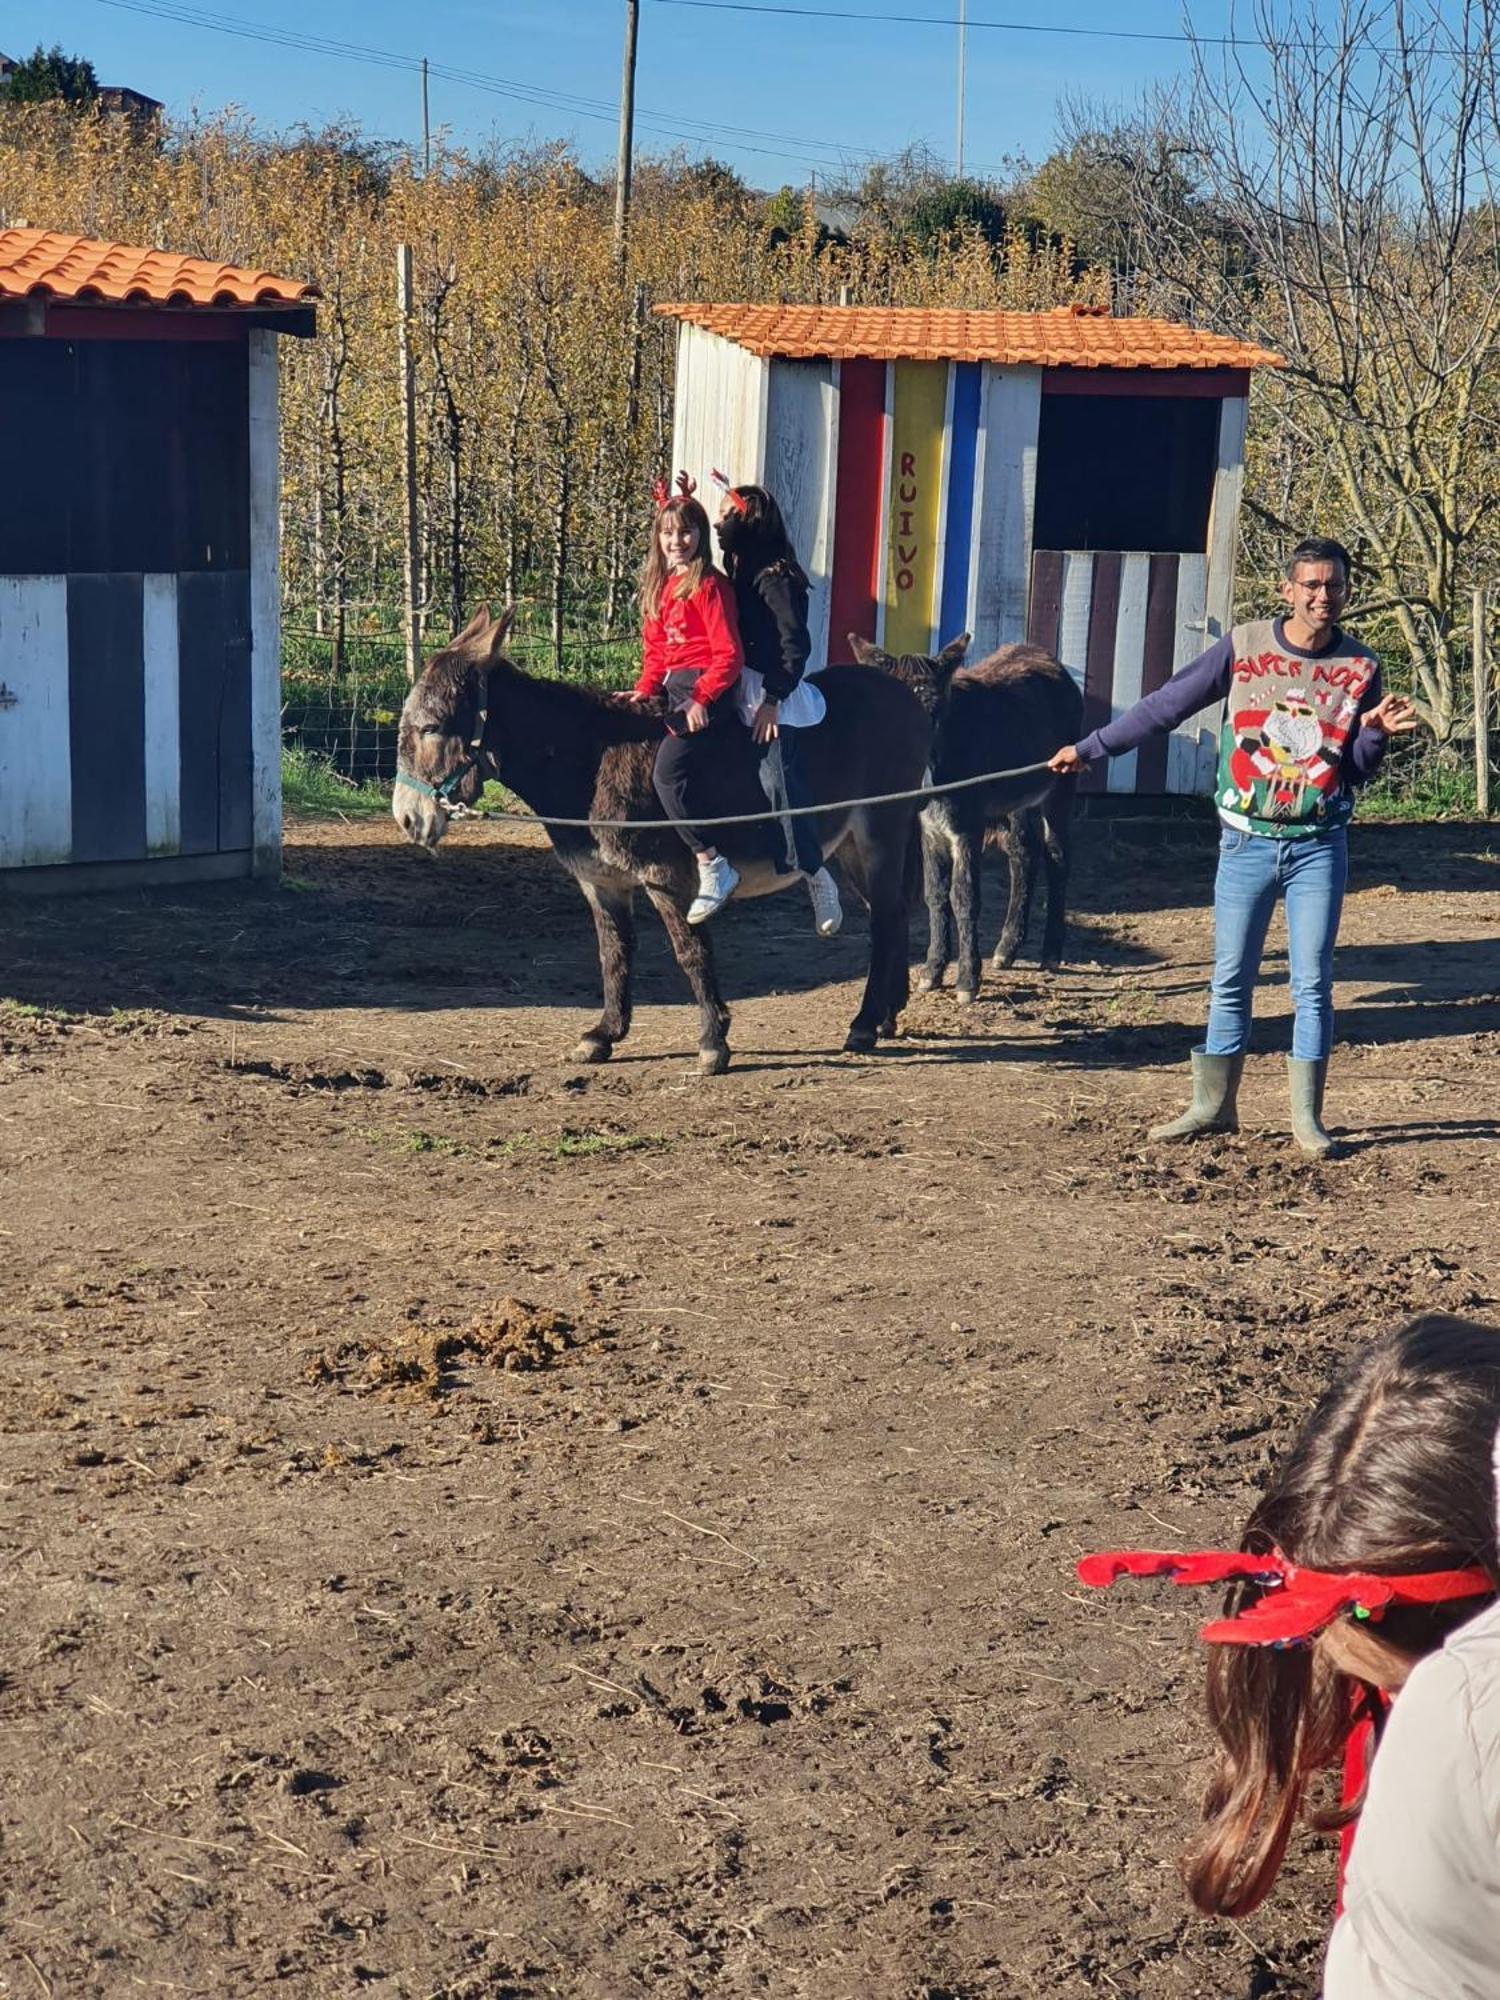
left=625, top=474, right=746, bottom=925
left=713, top=477, right=843, bottom=938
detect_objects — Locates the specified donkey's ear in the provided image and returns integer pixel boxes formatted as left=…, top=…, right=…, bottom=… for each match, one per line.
left=934, top=631, right=970, bottom=678
left=482, top=603, right=516, bottom=660
left=453, top=604, right=491, bottom=648
left=847, top=633, right=887, bottom=666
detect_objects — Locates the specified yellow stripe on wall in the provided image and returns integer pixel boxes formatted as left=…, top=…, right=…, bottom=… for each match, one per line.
left=883, top=360, right=947, bottom=654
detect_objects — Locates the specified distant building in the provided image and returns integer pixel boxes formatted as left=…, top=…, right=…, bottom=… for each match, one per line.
left=0, top=52, right=16, bottom=84
left=97, top=83, right=164, bottom=125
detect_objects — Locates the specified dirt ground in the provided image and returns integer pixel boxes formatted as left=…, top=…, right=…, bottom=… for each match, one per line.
left=2, top=808, right=1498, bottom=2000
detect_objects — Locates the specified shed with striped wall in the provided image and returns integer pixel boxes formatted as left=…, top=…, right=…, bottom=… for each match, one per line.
left=656, top=303, right=1281, bottom=798
left=0, top=229, right=316, bottom=889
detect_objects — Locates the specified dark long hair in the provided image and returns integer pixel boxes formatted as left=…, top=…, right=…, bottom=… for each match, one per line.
left=1185, top=1313, right=1500, bottom=1916
left=717, top=484, right=809, bottom=592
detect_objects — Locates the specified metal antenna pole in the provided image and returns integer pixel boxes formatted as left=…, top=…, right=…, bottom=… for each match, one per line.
left=421, top=57, right=431, bottom=174
left=614, top=0, right=640, bottom=264
left=956, top=0, right=967, bottom=178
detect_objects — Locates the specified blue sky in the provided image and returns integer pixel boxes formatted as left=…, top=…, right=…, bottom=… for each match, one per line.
left=19, top=0, right=1232, bottom=186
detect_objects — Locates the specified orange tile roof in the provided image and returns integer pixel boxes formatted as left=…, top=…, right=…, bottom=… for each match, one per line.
left=653, top=302, right=1282, bottom=371
left=0, top=228, right=317, bottom=311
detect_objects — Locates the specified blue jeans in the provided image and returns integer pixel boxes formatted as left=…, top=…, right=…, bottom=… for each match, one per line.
left=1204, top=827, right=1348, bottom=1062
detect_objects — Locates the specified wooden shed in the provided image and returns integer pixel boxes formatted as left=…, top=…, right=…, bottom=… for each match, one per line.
left=0, top=228, right=316, bottom=889
left=655, top=302, right=1281, bottom=797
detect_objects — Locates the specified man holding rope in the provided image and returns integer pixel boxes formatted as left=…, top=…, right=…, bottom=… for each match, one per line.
left=1049, top=537, right=1417, bottom=1156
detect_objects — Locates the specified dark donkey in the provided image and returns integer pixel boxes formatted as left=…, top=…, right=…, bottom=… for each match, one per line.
left=850, top=635, right=1083, bottom=1001
left=393, top=606, right=931, bottom=1070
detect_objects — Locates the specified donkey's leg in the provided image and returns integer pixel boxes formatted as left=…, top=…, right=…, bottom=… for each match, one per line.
left=916, top=811, right=953, bottom=993
left=951, top=820, right=984, bottom=1004
left=992, top=808, right=1039, bottom=972
left=840, top=808, right=913, bottom=1051
left=573, top=878, right=636, bottom=1064
left=1037, top=778, right=1075, bottom=969
left=643, top=884, right=732, bottom=1074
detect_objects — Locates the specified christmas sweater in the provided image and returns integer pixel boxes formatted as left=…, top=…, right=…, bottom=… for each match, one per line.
left=634, top=571, right=743, bottom=709
left=1075, top=617, right=1390, bottom=839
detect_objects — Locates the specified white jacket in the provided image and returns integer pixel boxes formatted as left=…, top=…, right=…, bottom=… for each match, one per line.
left=1323, top=1595, right=1500, bottom=1997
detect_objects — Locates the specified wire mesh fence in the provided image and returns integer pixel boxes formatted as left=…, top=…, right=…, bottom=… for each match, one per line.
left=280, top=602, right=635, bottom=789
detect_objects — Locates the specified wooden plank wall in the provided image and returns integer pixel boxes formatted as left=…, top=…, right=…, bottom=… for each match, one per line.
left=1028, top=549, right=1214, bottom=796
left=764, top=359, right=836, bottom=668
left=0, top=571, right=254, bottom=870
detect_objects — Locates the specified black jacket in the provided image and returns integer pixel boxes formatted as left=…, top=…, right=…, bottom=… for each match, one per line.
left=734, top=561, right=812, bottom=703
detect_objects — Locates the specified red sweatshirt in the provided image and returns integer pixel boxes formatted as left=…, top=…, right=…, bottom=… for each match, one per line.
left=634, top=571, right=743, bottom=708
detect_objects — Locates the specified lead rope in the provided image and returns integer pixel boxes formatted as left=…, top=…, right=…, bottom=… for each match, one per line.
left=395, top=757, right=1060, bottom=833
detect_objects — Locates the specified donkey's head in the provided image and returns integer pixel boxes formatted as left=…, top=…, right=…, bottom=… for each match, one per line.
left=393, top=604, right=514, bottom=849
left=847, top=631, right=970, bottom=716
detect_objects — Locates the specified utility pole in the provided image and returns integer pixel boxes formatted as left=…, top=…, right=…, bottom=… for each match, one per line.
left=614, top=0, right=640, bottom=265
left=955, top=0, right=967, bottom=178
left=421, top=57, right=431, bottom=175
left=397, top=244, right=421, bottom=684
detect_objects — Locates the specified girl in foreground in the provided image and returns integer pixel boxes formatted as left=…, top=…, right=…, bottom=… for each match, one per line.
left=1081, top=1315, right=1500, bottom=1980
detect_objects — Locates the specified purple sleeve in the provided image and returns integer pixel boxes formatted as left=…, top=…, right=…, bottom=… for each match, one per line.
left=1074, top=636, right=1235, bottom=761
left=1345, top=664, right=1388, bottom=785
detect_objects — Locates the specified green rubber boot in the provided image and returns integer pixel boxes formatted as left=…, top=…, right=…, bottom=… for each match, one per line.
left=1149, top=1048, right=1245, bottom=1142
left=1288, top=1056, right=1333, bottom=1158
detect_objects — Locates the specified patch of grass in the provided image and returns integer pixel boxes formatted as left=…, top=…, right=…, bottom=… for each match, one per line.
left=355, top=1123, right=667, bottom=1165
left=282, top=745, right=391, bottom=819
left=0, top=998, right=76, bottom=1024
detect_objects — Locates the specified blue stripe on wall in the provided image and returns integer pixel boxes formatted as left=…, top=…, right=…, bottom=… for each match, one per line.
left=938, top=362, right=981, bottom=646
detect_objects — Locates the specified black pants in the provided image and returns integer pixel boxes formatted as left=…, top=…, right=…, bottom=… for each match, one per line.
left=757, top=731, right=824, bottom=876
left=653, top=709, right=729, bottom=854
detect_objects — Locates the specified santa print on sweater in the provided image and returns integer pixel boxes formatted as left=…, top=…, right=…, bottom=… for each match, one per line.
left=635, top=572, right=743, bottom=710
left=1218, top=617, right=1377, bottom=835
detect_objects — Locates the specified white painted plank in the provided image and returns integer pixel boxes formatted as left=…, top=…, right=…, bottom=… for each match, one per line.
left=765, top=358, right=836, bottom=667
left=970, top=364, right=1041, bottom=652
left=1166, top=553, right=1213, bottom=795
left=1057, top=551, right=1094, bottom=695
left=1107, top=553, right=1150, bottom=794
left=729, top=344, right=769, bottom=491
left=142, top=573, right=181, bottom=854
left=1205, top=396, right=1247, bottom=644
left=248, top=330, right=282, bottom=874
left=0, top=575, right=72, bottom=868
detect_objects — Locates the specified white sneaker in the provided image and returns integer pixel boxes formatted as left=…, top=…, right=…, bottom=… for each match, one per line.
left=806, top=866, right=843, bottom=938
left=687, top=855, right=740, bottom=925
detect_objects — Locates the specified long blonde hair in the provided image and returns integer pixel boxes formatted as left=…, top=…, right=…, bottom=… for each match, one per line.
left=640, top=495, right=716, bottom=621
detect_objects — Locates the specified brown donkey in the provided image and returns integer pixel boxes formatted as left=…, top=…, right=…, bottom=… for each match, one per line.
left=850, top=635, right=1083, bottom=1001
left=393, top=607, right=932, bottom=1071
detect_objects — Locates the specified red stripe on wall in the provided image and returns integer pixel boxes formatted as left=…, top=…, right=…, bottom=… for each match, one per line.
left=828, top=358, right=885, bottom=651
left=1135, top=553, right=1181, bottom=794
left=1081, top=552, right=1120, bottom=795
left=1040, top=368, right=1249, bottom=399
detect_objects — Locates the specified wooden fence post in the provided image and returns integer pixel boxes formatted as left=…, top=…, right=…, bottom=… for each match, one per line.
left=397, top=244, right=421, bottom=685
left=1476, top=584, right=1491, bottom=817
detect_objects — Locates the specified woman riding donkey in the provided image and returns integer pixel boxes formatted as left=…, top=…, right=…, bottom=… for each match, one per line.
left=713, top=476, right=843, bottom=938
left=623, top=473, right=747, bottom=924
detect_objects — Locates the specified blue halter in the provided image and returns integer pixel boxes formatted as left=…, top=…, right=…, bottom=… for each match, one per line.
left=394, top=669, right=492, bottom=806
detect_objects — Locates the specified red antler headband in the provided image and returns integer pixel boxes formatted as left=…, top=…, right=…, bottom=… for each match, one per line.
left=1077, top=1548, right=1492, bottom=1648
left=710, top=467, right=750, bottom=515
left=652, top=470, right=698, bottom=510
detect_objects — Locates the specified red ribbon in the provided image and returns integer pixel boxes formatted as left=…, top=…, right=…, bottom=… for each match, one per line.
left=1077, top=1548, right=1492, bottom=1647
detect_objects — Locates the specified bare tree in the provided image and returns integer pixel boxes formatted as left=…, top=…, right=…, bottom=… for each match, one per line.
left=1130, top=0, right=1500, bottom=741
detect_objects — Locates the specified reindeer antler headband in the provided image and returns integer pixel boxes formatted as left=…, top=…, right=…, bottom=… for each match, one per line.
left=1078, top=1547, right=1492, bottom=1648
left=710, top=467, right=750, bottom=515
left=652, top=469, right=698, bottom=510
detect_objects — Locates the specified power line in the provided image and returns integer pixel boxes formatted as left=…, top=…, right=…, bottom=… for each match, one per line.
left=85, top=0, right=897, bottom=171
